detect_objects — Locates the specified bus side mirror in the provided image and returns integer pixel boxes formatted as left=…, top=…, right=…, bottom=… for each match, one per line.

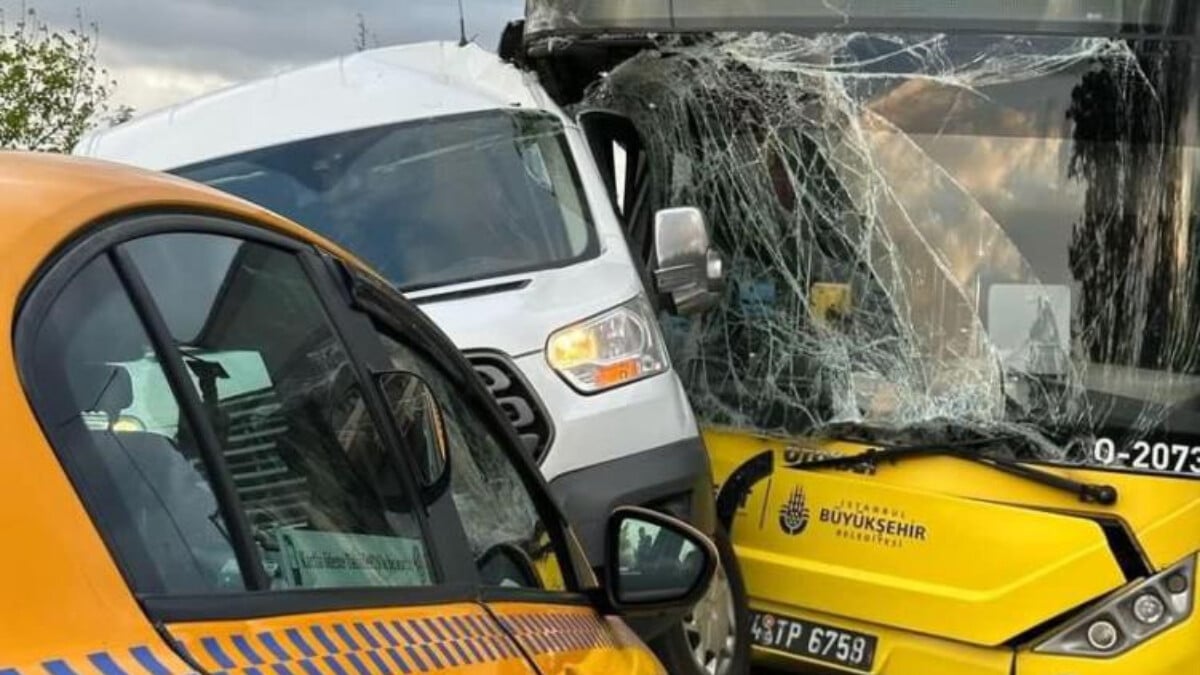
left=652, top=207, right=725, bottom=315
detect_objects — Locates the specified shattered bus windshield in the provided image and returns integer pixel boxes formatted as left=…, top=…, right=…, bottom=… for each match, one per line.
left=587, top=28, right=1200, bottom=461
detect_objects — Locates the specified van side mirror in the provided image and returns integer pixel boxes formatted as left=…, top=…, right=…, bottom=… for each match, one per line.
left=653, top=207, right=725, bottom=315
left=604, top=506, right=717, bottom=614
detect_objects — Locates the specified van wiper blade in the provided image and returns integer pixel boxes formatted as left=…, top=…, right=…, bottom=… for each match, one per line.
left=788, top=436, right=1118, bottom=506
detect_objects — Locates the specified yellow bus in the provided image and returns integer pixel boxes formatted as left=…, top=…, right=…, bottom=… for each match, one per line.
left=514, top=1, right=1200, bottom=672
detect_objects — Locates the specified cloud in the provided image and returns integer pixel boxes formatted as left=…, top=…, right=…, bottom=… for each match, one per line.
left=17, top=0, right=523, bottom=112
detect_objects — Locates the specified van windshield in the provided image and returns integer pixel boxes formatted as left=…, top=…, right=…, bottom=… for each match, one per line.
left=176, top=110, right=598, bottom=291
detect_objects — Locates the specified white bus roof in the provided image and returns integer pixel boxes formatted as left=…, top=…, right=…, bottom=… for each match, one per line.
left=76, top=41, right=559, bottom=171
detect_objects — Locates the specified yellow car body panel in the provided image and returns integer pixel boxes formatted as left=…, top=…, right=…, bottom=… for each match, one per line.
left=490, top=603, right=667, bottom=675
left=167, top=602, right=661, bottom=675
left=167, top=604, right=542, bottom=674
left=705, top=427, right=1200, bottom=674
left=708, top=431, right=1125, bottom=645
left=0, top=152, right=665, bottom=675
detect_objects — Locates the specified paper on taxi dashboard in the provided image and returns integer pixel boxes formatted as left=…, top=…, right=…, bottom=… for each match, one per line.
left=276, top=529, right=433, bottom=588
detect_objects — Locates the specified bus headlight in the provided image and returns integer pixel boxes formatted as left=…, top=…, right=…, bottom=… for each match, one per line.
left=546, top=296, right=669, bottom=393
left=1035, top=553, right=1195, bottom=657
left=1085, top=620, right=1119, bottom=651
left=1132, top=593, right=1166, bottom=625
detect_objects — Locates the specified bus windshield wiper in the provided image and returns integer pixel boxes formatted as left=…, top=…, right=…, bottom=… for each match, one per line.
left=715, top=435, right=1120, bottom=531
left=787, top=435, right=1118, bottom=506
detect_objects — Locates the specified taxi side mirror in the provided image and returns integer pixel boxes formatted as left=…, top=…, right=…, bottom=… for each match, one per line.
left=375, top=371, right=450, bottom=492
left=604, top=506, right=718, bottom=614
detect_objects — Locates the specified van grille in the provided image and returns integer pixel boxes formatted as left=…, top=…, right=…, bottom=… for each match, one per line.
left=217, top=388, right=309, bottom=528
left=467, top=352, right=553, bottom=462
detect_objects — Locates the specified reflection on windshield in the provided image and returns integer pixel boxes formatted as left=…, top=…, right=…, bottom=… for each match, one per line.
left=176, top=111, right=597, bottom=290
left=589, top=31, right=1200, bottom=459
left=123, top=234, right=434, bottom=589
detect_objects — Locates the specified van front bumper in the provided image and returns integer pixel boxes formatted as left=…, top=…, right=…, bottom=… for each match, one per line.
left=507, top=350, right=716, bottom=567
left=547, top=435, right=717, bottom=567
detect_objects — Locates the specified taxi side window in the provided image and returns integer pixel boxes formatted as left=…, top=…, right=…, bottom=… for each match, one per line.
left=30, top=255, right=242, bottom=593
left=375, top=332, right=570, bottom=592
left=29, top=232, right=436, bottom=594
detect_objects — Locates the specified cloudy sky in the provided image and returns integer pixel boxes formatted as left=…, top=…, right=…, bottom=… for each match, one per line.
left=19, top=0, right=524, bottom=114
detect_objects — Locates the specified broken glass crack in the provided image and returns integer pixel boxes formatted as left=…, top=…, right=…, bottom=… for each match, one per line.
left=581, top=31, right=1200, bottom=460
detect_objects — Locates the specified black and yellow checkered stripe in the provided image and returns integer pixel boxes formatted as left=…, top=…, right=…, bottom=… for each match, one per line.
left=171, top=608, right=619, bottom=674
left=0, top=644, right=183, bottom=675
left=174, top=613, right=523, bottom=673
left=496, top=612, right=618, bottom=656
left=0, top=609, right=622, bottom=674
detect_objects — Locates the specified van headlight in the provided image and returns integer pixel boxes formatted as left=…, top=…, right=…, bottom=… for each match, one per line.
left=1035, top=553, right=1195, bottom=657
left=546, top=296, right=669, bottom=393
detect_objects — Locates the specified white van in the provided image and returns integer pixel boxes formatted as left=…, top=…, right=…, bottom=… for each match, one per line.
left=76, top=42, right=744, bottom=675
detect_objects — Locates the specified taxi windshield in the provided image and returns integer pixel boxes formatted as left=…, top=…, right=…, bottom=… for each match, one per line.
left=596, top=25, right=1200, bottom=461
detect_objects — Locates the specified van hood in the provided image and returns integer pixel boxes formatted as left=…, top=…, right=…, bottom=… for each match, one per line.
left=408, top=246, right=643, bottom=357
left=707, top=429, right=1200, bottom=646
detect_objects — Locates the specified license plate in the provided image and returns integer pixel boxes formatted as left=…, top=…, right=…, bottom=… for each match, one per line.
left=750, top=610, right=877, bottom=672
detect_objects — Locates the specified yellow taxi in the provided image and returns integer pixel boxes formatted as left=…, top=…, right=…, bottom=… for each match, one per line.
left=0, top=152, right=717, bottom=675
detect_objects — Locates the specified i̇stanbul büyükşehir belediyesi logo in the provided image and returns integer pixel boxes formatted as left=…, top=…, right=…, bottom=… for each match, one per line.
left=776, top=484, right=929, bottom=548
left=779, top=487, right=810, bottom=535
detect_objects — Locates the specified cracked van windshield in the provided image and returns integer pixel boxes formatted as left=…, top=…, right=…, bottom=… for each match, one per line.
left=177, top=110, right=597, bottom=290
left=582, top=2, right=1200, bottom=466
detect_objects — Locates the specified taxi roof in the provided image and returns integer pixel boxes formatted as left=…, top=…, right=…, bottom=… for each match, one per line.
left=74, top=41, right=558, bottom=172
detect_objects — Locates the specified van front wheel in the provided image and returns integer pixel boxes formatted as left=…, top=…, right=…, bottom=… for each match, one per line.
left=650, top=525, right=749, bottom=675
